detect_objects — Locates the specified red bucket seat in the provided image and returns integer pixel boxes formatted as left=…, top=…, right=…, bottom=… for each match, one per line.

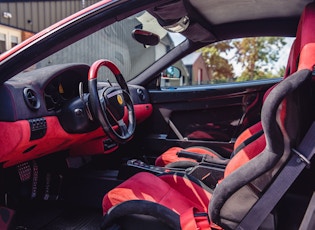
left=155, top=2, right=315, bottom=170
left=155, top=38, right=299, bottom=169
left=101, top=3, right=315, bottom=230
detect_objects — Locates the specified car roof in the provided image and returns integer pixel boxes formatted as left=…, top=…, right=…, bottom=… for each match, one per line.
left=148, top=0, right=314, bottom=42
left=195, top=0, right=310, bottom=25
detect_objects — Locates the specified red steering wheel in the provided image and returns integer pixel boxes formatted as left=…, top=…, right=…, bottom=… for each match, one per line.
left=88, top=59, right=136, bottom=144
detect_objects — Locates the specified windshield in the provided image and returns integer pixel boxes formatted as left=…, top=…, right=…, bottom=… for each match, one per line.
left=35, top=11, right=186, bottom=82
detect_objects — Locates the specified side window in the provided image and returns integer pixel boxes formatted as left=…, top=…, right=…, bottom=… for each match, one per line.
left=0, top=25, right=22, bottom=54
left=160, top=37, right=294, bottom=89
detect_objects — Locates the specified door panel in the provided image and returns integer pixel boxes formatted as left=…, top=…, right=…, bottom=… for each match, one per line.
left=139, top=79, right=280, bottom=159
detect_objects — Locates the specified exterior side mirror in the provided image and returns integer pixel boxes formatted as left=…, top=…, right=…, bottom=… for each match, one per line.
left=164, top=66, right=181, bottom=78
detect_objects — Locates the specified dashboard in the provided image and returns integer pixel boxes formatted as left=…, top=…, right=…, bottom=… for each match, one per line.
left=44, top=70, right=88, bottom=111
left=0, top=63, right=90, bottom=121
left=0, top=63, right=152, bottom=167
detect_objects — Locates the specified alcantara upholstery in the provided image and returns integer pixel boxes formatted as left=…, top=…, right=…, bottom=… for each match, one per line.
left=102, top=68, right=313, bottom=229
left=155, top=122, right=263, bottom=167
left=155, top=38, right=300, bottom=170
left=101, top=3, right=315, bottom=229
left=155, top=2, right=315, bottom=169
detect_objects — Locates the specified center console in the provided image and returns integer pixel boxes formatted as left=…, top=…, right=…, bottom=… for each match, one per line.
left=125, top=158, right=225, bottom=189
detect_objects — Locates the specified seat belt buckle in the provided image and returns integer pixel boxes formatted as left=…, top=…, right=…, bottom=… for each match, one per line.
left=292, top=148, right=311, bottom=168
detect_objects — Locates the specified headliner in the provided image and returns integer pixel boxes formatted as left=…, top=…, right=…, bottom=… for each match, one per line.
left=192, top=0, right=313, bottom=25
left=150, top=0, right=314, bottom=42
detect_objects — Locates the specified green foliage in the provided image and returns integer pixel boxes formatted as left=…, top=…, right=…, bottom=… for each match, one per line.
left=200, top=41, right=234, bottom=83
left=277, top=66, right=286, bottom=78
left=200, top=37, right=287, bottom=83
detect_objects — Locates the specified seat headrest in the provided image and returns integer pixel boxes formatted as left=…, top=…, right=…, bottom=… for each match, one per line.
left=296, top=3, right=315, bottom=71
left=296, top=2, right=315, bottom=52
left=284, top=2, right=315, bottom=75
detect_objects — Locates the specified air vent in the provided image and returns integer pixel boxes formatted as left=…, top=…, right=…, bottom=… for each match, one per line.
left=23, top=88, right=40, bottom=110
left=136, top=88, right=146, bottom=101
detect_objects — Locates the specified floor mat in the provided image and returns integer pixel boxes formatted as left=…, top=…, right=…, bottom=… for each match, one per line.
left=40, top=208, right=103, bottom=230
left=15, top=201, right=103, bottom=230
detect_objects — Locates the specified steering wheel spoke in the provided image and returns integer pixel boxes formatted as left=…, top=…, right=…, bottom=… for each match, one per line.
left=117, top=119, right=128, bottom=136
left=88, top=59, right=136, bottom=144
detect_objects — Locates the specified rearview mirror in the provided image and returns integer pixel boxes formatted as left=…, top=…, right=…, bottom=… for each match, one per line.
left=132, top=29, right=160, bottom=46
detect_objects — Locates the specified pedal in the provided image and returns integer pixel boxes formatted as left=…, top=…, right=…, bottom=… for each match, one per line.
left=16, top=162, right=32, bottom=182
left=0, top=206, right=15, bottom=230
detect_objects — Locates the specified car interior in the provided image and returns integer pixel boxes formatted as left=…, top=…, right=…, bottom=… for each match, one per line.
left=1, top=0, right=315, bottom=229
left=101, top=3, right=315, bottom=229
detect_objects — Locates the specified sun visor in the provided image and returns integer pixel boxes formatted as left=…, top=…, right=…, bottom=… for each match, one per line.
left=136, top=11, right=167, bottom=39
left=181, top=22, right=216, bottom=42
left=148, top=0, right=215, bottom=43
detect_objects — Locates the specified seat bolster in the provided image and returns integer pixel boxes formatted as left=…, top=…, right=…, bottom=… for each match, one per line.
left=103, top=172, right=171, bottom=214
left=234, top=122, right=262, bottom=148
left=103, top=172, right=210, bottom=214
left=102, top=172, right=211, bottom=216
left=224, top=134, right=266, bottom=177
left=159, top=173, right=212, bottom=211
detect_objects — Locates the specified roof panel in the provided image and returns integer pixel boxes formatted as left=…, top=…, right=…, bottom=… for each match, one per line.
left=190, top=0, right=314, bottom=25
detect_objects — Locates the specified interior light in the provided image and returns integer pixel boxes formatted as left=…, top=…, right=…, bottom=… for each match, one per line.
left=163, top=16, right=190, bottom=33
